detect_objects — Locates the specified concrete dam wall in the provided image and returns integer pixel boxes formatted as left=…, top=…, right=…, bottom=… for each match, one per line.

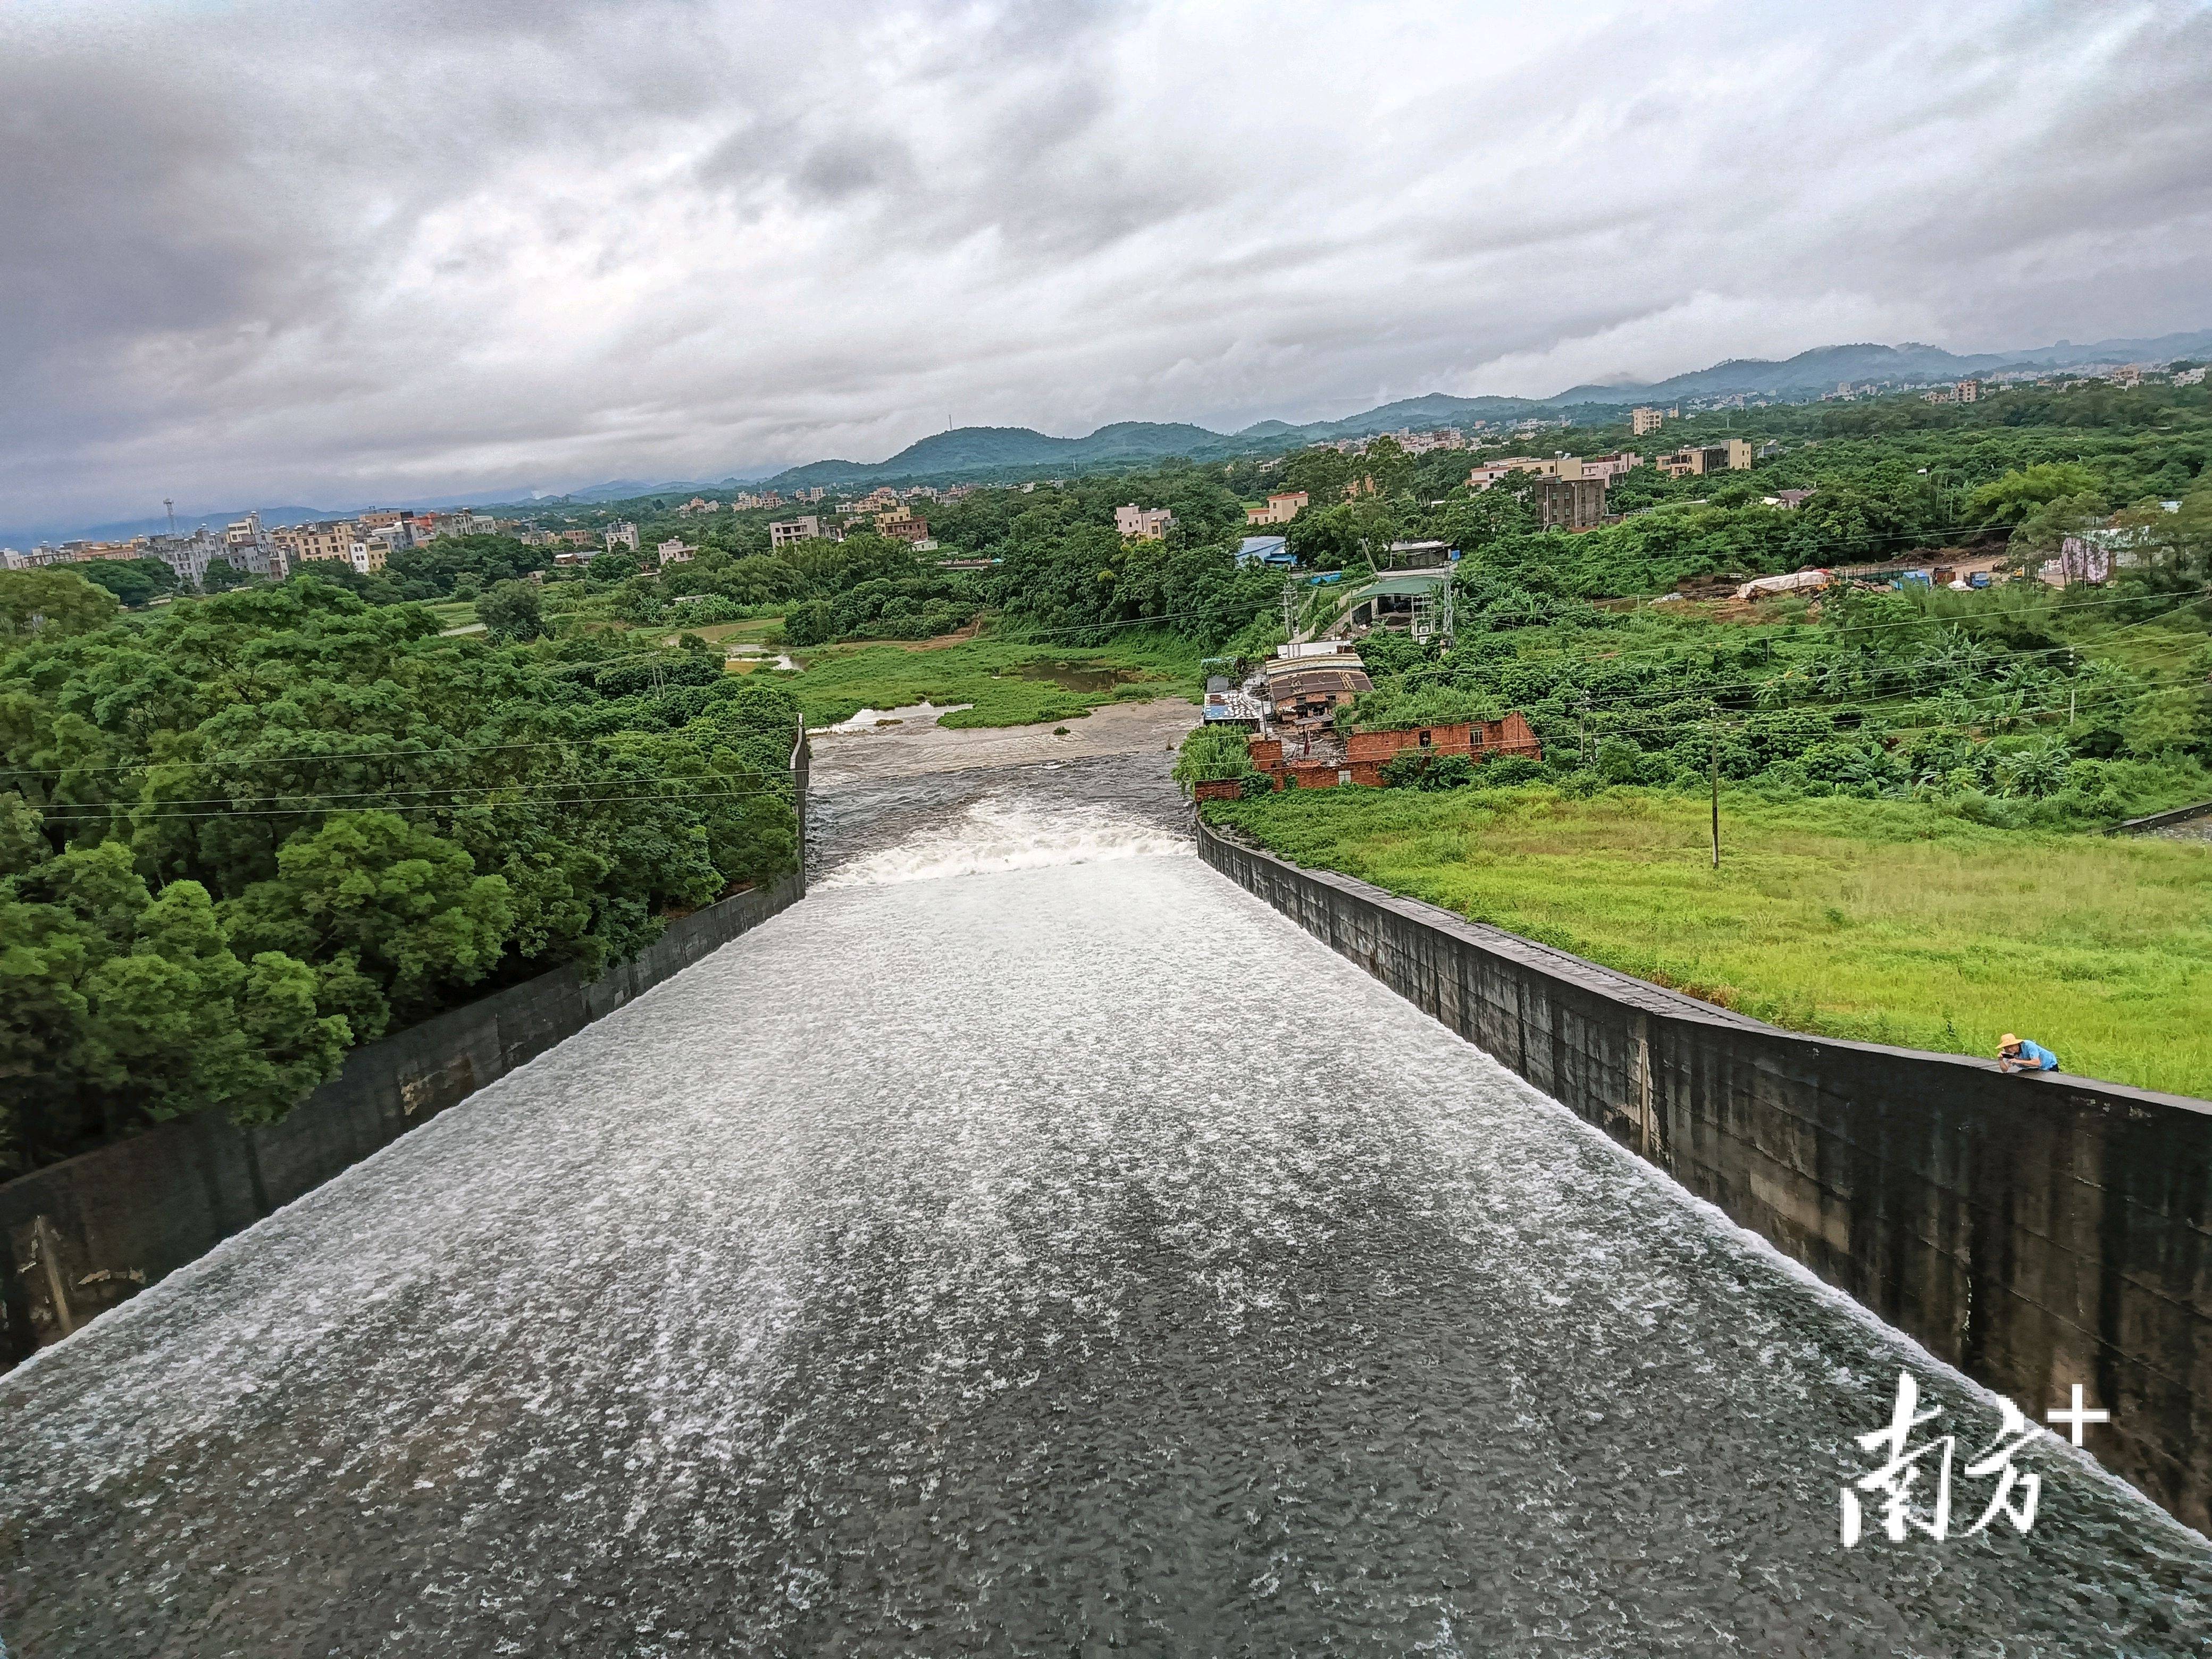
left=1197, top=821, right=2212, bottom=1534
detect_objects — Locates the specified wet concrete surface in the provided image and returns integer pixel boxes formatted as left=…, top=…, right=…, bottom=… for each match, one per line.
left=3, top=756, right=2208, bottom=1656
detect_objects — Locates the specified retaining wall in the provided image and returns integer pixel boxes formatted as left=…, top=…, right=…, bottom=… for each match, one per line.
left=1197, top=822, right=2212, bottom=1533
left=1, top=728, right=811, bottom=1365
left=2111, top=798, right=2212, bottom=836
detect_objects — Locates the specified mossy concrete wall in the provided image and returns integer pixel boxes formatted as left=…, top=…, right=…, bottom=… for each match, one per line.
left=1199, top=822, right=2212, bottom=1534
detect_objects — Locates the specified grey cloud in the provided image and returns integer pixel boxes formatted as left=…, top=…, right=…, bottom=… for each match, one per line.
left=1, top=0, right=2208, bottom=535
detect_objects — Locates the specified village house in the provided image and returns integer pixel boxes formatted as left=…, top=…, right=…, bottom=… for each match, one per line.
left=1245, top=490, right=1308, bottom=526
left=1655, top=439, right=1753, bottom=478
left=1115, top=504, right=1175, bottom=540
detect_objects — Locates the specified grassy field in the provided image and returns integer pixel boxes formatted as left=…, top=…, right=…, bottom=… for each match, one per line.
left=1206, top=786, right=2212, bottom=1098
left=785, top=633, right=1202, bottom=728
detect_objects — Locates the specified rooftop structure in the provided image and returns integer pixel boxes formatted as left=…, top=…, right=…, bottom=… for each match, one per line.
left=1236, top=535, right=1294, bottom=566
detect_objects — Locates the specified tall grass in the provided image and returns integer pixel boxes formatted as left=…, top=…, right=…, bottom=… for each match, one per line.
left=1211, top=786, right=2212, bottom=1099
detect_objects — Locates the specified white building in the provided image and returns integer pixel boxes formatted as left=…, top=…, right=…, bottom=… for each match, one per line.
left=604, top=521, right=640, bottom=554
left=147, top=529, right=225, bottom=586
left=769, top=515, right=842, bottom=548
left=658, top=538, right=696, bottom=566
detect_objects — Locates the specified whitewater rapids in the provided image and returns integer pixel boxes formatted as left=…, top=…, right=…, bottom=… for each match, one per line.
left=0, top=785, right=2206, bottom=1655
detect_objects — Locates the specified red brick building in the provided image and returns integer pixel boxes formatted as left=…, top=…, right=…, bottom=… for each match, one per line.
left=1243, top=714, right=1539, bottom=791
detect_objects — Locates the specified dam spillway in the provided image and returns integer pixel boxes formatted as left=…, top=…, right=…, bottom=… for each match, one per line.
left=1, top=774, right=2207, bottom=1655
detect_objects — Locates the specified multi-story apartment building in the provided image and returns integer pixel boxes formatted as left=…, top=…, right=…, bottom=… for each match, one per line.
left=224, top=513, right=279, bottom=576
left=1532, top=475, right=1610, bottom=531
left=273, top=520, right=358, bottom=568
left=147, top=529, right=225, bottom=586
left=1631, top=406, right=1664, bottom=435
left=604, top=521, right=641, bottom=554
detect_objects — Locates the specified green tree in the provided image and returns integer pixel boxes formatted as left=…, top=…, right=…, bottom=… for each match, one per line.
left=80, top=881, right=347, bottom=1125
left=224, top=812, right=516, bottom=1025
left=1965, top=463, right=2101, bottom=527
left=477, top=578, right=547, bottom=642
left=79, top=557, right=181, bottom=608
left=0, top=568, right=119, bottom=642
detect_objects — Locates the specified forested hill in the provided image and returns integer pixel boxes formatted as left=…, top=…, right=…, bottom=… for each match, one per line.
left=1546, top=330, right=2212, bottom=407
left=772, top=421, right=1227, bottom=488
left=757, top=329, right=2212, bottom=493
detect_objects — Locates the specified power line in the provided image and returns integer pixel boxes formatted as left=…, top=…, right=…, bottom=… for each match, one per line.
left=2, top=723, right=802, bottom=782
left=31, top=770, right=794, bottom=813
left=32, top=783, right=795, bottom=826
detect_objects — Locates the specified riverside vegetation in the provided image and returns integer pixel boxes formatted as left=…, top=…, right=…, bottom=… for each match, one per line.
left=1204, top=787, right=2212, bottom=1098
left=0, top=575, right=800, bottom=1175
left=6, top=375, right=2211, bottom=1162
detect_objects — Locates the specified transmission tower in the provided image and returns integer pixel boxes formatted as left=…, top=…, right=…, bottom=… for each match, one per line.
left=164, top=498, right=177, bottom=538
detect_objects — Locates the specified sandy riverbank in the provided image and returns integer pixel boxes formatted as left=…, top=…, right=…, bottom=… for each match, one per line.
left=808, top=697, right=1199, bottom=785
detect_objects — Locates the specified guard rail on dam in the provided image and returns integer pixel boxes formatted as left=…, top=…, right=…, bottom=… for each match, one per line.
left=0, top=731, right=811, bottom=1368
left=1196, top=819, right=2212, bottom=1534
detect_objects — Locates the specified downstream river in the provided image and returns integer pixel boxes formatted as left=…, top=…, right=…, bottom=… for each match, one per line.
left=1, top=749, right=2207, bottom=1655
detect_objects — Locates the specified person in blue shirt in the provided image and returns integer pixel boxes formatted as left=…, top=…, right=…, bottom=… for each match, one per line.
left=1998, top=1034, right=2059, bottom=1073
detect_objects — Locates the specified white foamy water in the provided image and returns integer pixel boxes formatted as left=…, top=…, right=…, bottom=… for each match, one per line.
left=822, top=699, right=973, bottom=733
left=817, top=796, right=1192, bottom=887
left=1, top=817, right=2205, bottom=1655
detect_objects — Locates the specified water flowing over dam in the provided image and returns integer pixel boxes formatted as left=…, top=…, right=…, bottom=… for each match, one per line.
left=2, top=757, right=2207, bottom=1655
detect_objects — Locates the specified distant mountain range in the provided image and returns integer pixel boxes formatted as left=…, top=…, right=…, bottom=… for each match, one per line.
left=756, top=328, right=2212, bottom=491
left=15, top=328, right=2207, bottom=543
left=1544, top=330, right=2212, bottom=406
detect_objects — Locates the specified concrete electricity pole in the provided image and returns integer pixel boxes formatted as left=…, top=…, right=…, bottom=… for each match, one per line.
left=1710, top=725, right=1722, bottom=869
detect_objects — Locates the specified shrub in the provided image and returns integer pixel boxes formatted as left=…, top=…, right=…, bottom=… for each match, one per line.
left=1174, top=725, right=1256, bottom=784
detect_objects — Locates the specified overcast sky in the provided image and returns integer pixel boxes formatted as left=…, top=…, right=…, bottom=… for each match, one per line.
left=4, top=0, right=2209, bottom=534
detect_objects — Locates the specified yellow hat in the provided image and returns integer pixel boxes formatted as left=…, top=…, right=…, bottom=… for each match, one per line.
left=2000, top=1034, right=2020, bottom=1048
